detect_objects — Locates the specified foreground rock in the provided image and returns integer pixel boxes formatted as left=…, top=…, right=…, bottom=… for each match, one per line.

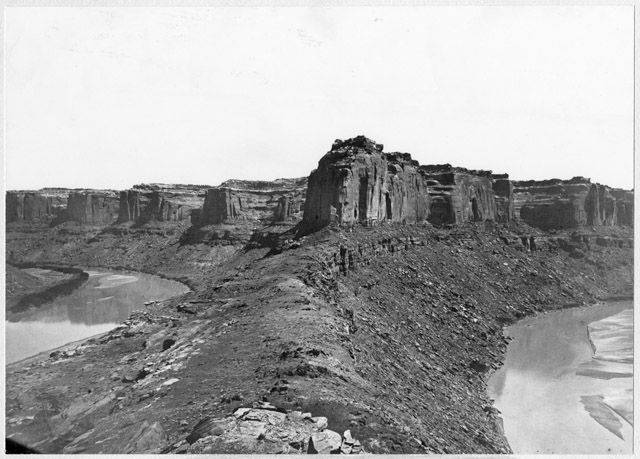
left=165, top=406, right=362, bottom=454
left=5, top=220, right=632, bottom=453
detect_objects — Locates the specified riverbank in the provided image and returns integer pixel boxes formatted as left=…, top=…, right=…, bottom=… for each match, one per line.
left=488, top=300, right=633, bottom=454
left=6, top=263, right=89, bottom=314
left=5, top=222, right=633, bottom=453
left=6, top=268, right=191, bottom=363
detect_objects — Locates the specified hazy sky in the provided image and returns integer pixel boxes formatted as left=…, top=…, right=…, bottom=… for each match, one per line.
left=4, top=6, right=634, bottom=190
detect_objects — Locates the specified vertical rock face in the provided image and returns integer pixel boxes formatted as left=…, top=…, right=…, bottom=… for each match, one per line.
left=200, top=188, right=241, bottom=225
left=418, top=165, right=497, bottom=225
left=118, top=185, right=207, bottom=224
left=6, top=191, right=66, bottom=223
left=302, top=136, right=430, bottom=230
left=196, top=178, right=307, bottom=226
left=492, top=176, right=514, bottom=223
left=512, top=177, right=633, bottom=230
left=66, top=192, right=120, bottom=225
left=118, top=190, right=147, bottom=223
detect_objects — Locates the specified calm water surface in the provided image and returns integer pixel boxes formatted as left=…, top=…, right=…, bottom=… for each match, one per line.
left=488, top=301, right=633, bottom=454
left=6, top=269, right=189, bottom=363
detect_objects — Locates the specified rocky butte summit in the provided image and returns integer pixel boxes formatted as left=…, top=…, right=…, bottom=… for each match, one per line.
left=302, top=135, right=632, bottom=232
left=4, top=135, right=634, bottom=455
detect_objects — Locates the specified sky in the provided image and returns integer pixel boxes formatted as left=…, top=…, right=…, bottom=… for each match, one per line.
left=4, top=5, right=634, bottom=190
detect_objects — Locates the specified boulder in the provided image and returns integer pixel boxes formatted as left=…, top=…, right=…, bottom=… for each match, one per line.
left=123, top=421, right=168, bottom=453
left=307, top=429, right=342, bottom=454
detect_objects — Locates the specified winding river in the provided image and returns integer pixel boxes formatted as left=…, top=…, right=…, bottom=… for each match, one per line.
left=6, top=268, right=190, bottom=364
left=488, top=300, right=633, bottom=454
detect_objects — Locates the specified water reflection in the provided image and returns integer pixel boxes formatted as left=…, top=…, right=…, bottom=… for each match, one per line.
left=6, top=269, right=189, bottom=363
left=487, top=301, right=633, bottom=454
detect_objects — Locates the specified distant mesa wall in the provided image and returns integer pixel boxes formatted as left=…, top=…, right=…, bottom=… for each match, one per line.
left=66, top=192, right=120, bottom=225
left=6, top=191, right=67, bottom=223
left=118, top=188, right=204, bottom=224
left=195, top=178, right=307, bottom=226
left=512, top=178, right=633, bottom=230
left=301, top=136, right=633, bottom=232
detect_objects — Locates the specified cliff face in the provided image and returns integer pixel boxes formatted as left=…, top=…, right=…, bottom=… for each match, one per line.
left=302, top=136, right=633, bottom=232
left=512, top=178, right=633, bottom=230
left=302, top=137, right=430, bottom=230
left=419, top=165, right=497, bottom=225
left=66, top=192, right=120, bottom=225
left=196, top=178, right=307, bottom=226
left=302, top=138, right=503, bottom=231
left=118, top=185, right=206, bottom=224
left=6, top=191, right=67, bottom=223
left=492, top=177, right=515, bottom=223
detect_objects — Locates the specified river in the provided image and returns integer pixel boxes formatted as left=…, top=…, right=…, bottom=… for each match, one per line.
left=487, top=300, right=633, bottom=454
left=5, top=268, right=190, bottom=364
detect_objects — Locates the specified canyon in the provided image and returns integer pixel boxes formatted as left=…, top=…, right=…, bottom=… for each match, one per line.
left=5, top=136, right=634, bottom=454
left=7, top=137, right=632, bottom=234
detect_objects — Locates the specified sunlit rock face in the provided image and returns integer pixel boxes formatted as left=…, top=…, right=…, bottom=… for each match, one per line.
left=66, top=191, right=120, bottom=225
left=196, top=178, right=307, bottom=226
left=512, top=177, right=633, bottom=231
left=419, top=165, right=498, bottom=225
left=302, top=136, right=430, bottom=230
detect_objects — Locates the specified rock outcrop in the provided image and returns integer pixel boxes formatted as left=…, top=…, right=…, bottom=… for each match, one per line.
left=302, top=136, right=430, bottom=230
left=419, top=165, right=497, bottom=225
left=302, top=137, right=503, bottom=231
left=196, top=178, right=307, bottom=226
left=6, top=190, right=67, bottom=223
left=302, top=136, right=633, bottom=232
left=512, top=178, right=633, bottom=230
left=491, top=176, right=515, bottom=223
left=65, top=191, right=120, bottom=225
left=118, top=185, right=207, bottom=224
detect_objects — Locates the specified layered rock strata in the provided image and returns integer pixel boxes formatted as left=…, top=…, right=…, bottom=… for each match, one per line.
left=302, top=136, right=633, bottom=232
left=302, top=137, right=430, bottom=229
left=66, top=191, right=120, bottom=225
left=6, top=190, right=67, bottom=223
left=196, top=178, right=307, bottom=226
left=302, top=137, right=501, bottom=231
left=419, top=165, right=497, bottom=225
left=118, top=185, right=207, bottom=224
left=512, top=178, right=633, bottom=230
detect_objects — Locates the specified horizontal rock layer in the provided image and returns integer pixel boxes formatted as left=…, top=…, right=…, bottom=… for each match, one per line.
left=65, top=192, right=120, bottom=225
left=117, top=189, right=204, bottom=224
left=302, top=136, right=633, bottom=232
left=512, top=178, right=633, bottom=230
left=194, top=178, right=307, bottom=226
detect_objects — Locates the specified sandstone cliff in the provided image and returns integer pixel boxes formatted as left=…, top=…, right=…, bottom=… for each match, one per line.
left=301, top=136, right=632, bottom=233
left=302, top=137, right=503, bottom=231
left=6, top=190, right=67, bottom=224
left=419, top=165, right=497, bottom=225
left=512, top=178, right=633, bottom=230
left=118, top=185, right=207, bottom=225
left=65, top=191, right=120, bottom=225
left=195, top=178, right=307, bottom=226
left=302, top=137, right=430, bottom=230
